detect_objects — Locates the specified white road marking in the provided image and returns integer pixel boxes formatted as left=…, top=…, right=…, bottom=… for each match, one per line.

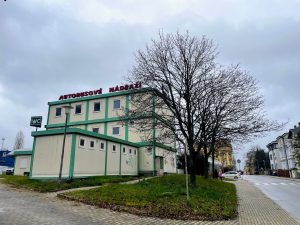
left=271, top=183, right=279, bottom=185
left=255, top=183, right=260, bottom=186
left=0, top=208, right=4, bottom=213
left=289, top=183, right=296, bottom=185
left=263, top=183, right=270, bottom=185
left=280, top=183, right=287, bottom=185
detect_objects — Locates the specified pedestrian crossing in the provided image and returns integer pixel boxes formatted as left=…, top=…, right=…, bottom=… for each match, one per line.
left=254, top=182, right=299, bottom=186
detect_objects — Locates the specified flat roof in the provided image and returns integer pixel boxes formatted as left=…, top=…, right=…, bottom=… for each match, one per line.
left=48, top=87, right=153, bottom=106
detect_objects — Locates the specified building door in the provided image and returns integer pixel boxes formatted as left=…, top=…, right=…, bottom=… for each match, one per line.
left=155, top=156, right=164, bottom=176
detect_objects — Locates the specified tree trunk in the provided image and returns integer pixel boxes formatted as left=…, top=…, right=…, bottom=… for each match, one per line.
left=212, top=147, right=215, bottom=178
left=204, top=155, right=209, bottom=179
left=189, top=149, right=196, bottom=187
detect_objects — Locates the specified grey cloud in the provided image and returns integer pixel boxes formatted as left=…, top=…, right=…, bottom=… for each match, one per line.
left=0, top=1, right=299, bottom=161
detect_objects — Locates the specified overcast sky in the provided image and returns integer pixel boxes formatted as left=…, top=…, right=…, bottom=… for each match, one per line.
left=1, top=0, right=300, bottom=166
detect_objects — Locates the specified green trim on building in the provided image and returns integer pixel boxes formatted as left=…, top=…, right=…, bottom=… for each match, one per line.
left=137, top=142, right=176, bottom=152
left=125, top=95, right=129, bottom=141
left=32, top=128, right=140, bottom=148
left=12, top=150, right=32, bottom=156
left=29, top=138, right=36, bottom=178
left=137, top=148, right=139, bottom=175
left=48, top=88, right=153, bottom=106
left=69, top=134, right=77, bottom=178
left=152, top=95, right=156, bottom=176
left=66, top=102, right=71, bottom=125
left=13, top=156, right=16, bottom=172
left=84, top=100, right=90, bottom=130
left=119, top=144, right=122, bottom=175
left=104, top=97, right=109, bottom=135
left=46, top=106, right=50, bottom=129
left=45, top=114, right=152, bottom=129
left=104, top=140, right=108, bottom=175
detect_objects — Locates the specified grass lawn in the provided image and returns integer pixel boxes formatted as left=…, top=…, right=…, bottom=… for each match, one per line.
left=60, top=174, right=237, bottom=220
left=0, top=175, right=137, bottom=193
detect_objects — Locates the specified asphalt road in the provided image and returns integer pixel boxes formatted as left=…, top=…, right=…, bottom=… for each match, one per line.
left=243, top=175, right=300, bottom=222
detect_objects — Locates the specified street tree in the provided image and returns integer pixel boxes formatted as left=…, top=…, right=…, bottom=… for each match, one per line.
left=13, top=130, right=24, bottom=150
left=128, top=31, right=218, bottom=187
left=194, top=65, right=283, bottom=177
left=127, top=31, right=282, bottom=186
left=245, top=146, right=270, bottom=173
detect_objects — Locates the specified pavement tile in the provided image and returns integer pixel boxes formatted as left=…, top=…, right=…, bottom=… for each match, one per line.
left=0, top=178, right=299, bottom=225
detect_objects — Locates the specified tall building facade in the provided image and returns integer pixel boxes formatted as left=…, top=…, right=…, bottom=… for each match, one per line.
left=267, top=123, right=300, bottom=178
left=30, top=85, right=177, bottom=179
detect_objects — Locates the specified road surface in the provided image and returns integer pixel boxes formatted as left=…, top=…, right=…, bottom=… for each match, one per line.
left=243, top=175, right=300, bottom=222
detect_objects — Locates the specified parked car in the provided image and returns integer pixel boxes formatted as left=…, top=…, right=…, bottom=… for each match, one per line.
left=5, top=167, right=14, bottom=175
left=221, top=171, right=241, bottom=179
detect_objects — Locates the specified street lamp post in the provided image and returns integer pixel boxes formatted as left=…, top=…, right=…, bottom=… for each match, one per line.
left=57, top=105, right=73, bottom=189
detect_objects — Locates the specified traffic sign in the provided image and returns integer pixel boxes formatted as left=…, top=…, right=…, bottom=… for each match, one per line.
left=30, top=116, right=42, bottom=128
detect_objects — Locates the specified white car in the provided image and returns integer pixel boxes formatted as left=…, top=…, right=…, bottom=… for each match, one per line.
left=5, top=167, right=14, bottom=175
left=221, top=171, right=240, bottom=179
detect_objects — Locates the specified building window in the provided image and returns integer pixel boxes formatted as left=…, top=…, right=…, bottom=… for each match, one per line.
left=112, top=144, right=116, bottom=152
left=112, top=127, right=120, bottom=135
left=92, top=128, right=99, bottom=133
left=134, top=149, right=136, bottom=155
left=100, top=142, right=105, bottom=150
left=123, top=147, right=126, bottom=153
left=160, top=158, right=164, bottom=169
left=75, top=104, right=82, bottom=114
left=90, top=141, right=95, bottom=149
left=94, top=102, right=101, bottom=112
left=79, top=138, right=85, bottom=148
left=113, top=100, right=121, bottom=109
left=129, top=149, right=132, bottom=154
left=56, top=107, right=62, bottom=117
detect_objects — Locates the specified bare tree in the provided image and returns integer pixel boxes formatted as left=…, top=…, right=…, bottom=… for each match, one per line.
left=127, top=31, right=283, bottom=187
left=194, top=65, right=283, bottom=177
left=13, top=130, right=24, bottom=150
left=128, top=31, right=218, bottom=187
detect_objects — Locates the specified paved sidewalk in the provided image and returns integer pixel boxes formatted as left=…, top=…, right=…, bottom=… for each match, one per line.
left=0, top=179, right=299, bottom=224
left=236, top=180, right=299, bottom=225
left=54, top=179, right=299, bottom=224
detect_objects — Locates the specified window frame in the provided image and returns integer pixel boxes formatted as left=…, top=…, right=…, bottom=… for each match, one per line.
left=92, top=127, right=99, bottom=133
left=112, top=144, right=116, bottom=152
left=55, top=107, right=62, bottom=117
left=100, top=142, right=105, bottom=150
left=113, top=99, right=121, bottom=110
left=79, top=137, right=86, bottom=148
left=93, top=102, right=101, bottom=112
left=75, top=104, right=82, bottom=115
left=112, top=127, right=120, bottom=135
left=89, top=140, right=95, bottom=150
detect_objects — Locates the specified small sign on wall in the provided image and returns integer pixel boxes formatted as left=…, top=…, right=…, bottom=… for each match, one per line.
left=30, top=116, right=42, bottom=128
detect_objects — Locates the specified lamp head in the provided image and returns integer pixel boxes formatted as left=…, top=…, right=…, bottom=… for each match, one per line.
left=62, top=105, right=74, bottom=115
